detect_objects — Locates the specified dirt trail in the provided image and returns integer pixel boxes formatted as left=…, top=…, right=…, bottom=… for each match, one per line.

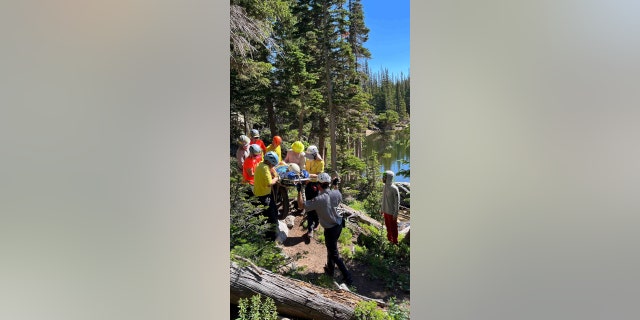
left=279, top=211, right=409, bottom=303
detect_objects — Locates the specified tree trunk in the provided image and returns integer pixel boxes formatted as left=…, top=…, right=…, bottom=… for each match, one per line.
left=266, top=95, right=277, bottom=136
left=339, top=204, right=382, bottom=228
left=230, top=262, right=382, bottom=320
left=243, top=111, right=249, bottom=136
left=318, top=117, right=326, bottom=159
left=327, top=58, right=337, bottom=171
left=298, top=110, right=304, bottom=140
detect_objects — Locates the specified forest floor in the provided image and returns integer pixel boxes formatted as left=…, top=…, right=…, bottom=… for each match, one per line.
left=279, top=208, right=410, bottom=305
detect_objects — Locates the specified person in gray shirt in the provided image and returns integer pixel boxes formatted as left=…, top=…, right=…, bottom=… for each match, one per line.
left=297, top=173, right=353, bottom=285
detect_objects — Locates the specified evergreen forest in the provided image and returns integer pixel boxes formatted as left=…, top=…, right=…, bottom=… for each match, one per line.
left=230, top=1, right=411, bottom=319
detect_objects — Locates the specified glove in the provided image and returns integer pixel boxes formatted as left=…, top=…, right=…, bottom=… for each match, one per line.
left=296, top=183, right=302, bottom=192
left=332, top=178, right=339, bottom=186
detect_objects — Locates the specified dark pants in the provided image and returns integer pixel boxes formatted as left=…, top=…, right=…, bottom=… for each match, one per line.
left=324, top=223, right=351, bottom=281
left=305, top=182, right=320, bottom=233
left=258, top=193, right=278, bottom=240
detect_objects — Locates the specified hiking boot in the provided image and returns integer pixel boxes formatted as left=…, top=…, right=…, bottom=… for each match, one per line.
left=323, top=266, right=334, bottom=277
left=342, top=276, right=353, bottom=286
left=302, top=232, right=311, bottom=244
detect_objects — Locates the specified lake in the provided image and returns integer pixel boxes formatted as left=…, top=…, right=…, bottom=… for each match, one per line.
left=363, top=129, right=410, bottom=183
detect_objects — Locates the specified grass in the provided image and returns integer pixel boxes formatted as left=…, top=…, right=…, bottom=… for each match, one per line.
left=354, top=223, right=410, bottom=291
left=348, top=199, right=366, bottom=212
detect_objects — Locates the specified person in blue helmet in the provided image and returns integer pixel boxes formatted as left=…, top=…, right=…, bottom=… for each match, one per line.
left=254, top=151, right=280, bottom=240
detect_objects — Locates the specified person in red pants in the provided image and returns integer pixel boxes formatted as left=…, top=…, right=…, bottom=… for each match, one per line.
left=381, top=170, right=400, bottom=244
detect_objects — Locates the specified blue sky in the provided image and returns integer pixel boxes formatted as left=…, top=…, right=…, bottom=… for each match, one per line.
left=361, top=0, right=410, bottom=77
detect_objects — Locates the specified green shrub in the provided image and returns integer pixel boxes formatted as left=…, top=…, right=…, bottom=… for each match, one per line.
left=339, top=226, right=353, bottom=246
left=235, top=294, right=278, bottom=320
left=348, top=199, right=365, bottom=212
left=316, top=274, right=337, bottom=289
left=231, top=242, right=287, bottom=272
left=340, top=246, right=353, bottom=259
left=230, top=166, right=288, bottom=272
left=386, top=297, right=410, bottom=320
left=353, top=244, right=367, bottom=256
left=353, top=300, right=389, bottom=320
left=354, top=224, right=410, bottom=291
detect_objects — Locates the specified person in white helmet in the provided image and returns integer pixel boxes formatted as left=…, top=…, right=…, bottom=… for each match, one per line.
left=296, top=173, right=353, bottom=285
left=381, top=170, right=400, bottom=244
left=300, top=145, right=323, bottom=238
left=242, top=144, right=263, bottom=186
left=249, top=129, right=267, bottom=153
left=235, top=135, right=251, bottom=171
left=304, top=145, right=324, bottom=180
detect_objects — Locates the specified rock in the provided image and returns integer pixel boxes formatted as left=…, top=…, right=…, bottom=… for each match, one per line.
left=285, top=215, right=296, bottom=228
left=275, top=220, right=289, bottom=244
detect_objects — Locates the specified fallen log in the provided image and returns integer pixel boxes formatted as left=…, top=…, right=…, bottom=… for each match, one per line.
left=400, top=229, right=410, bottom=245
left=338, top=204, right=382, bottom=228
left=231, top=262, right=381, bottom=320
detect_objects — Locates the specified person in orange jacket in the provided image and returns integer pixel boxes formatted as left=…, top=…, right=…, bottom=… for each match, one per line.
left=250, top=129, right=267, bottom=153
left=265, top=135, right=282, bottom=163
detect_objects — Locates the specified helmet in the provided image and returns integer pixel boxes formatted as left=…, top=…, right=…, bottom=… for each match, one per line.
left=286, top=171, right=298, bottom=180
left=318, top=172, right=332, bottom=184
left=275, top=165, right=288, bottom=175
left=238, top=135, right=250, bottom=146
left=291, top=141, right=304, bottom=153
left=249, top=144, right=262, bottom=155
left=306, top=145, right=319, bottom=155
left=264, top=151, right=279, bottom=166
left=288, top=163, right=301, bottom=174
left=301, top=170, right=309, bottom=178
left=250, top=129, right=260, bottom=138
left=273, top=136, right=282, bottom=145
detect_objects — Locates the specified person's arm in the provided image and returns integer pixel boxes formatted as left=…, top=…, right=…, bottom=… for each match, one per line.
left=269, top=168, right=279, bottom=185
left=393, top=186, right=400, bottom=216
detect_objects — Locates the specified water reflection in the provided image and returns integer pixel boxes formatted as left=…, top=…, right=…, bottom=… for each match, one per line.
left=363, top=130, right=410, bottom=182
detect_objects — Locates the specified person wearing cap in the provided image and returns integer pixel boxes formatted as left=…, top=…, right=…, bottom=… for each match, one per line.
left=265, top=135, right=283, bottom=163
left=242, top=144, right=263, bottom=186
left=249, top=129, right=267, bottom=153
left=304, top=145, right=325, bottom=180
left=381, top=170, right=400, bottom=244
left=284, top=140, right=306, bottom=169
left=254, top=151, right=281, bottom=240
left=301, top=145, right=325, bottom=238
left=296, top=173, right=353, bottom=285
left=235, top=135, right=251, bottom=171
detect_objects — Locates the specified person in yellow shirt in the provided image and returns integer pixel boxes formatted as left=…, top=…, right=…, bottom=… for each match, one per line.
left=265, top=135, right=282, bottom=164
left=305, top=145, right=325, bottom=180
left=253, top=151, right=280, bottom=240
left=302, top=145, right=324, bottom=241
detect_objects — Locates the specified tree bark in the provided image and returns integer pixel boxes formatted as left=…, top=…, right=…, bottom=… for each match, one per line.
left=266, top=95, right=277, bottom=136
left=318, top=117, right=326, bottom=159
left=230, top=262, right=381, bottom=320
left=339, top=204, right=382, bottom=228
